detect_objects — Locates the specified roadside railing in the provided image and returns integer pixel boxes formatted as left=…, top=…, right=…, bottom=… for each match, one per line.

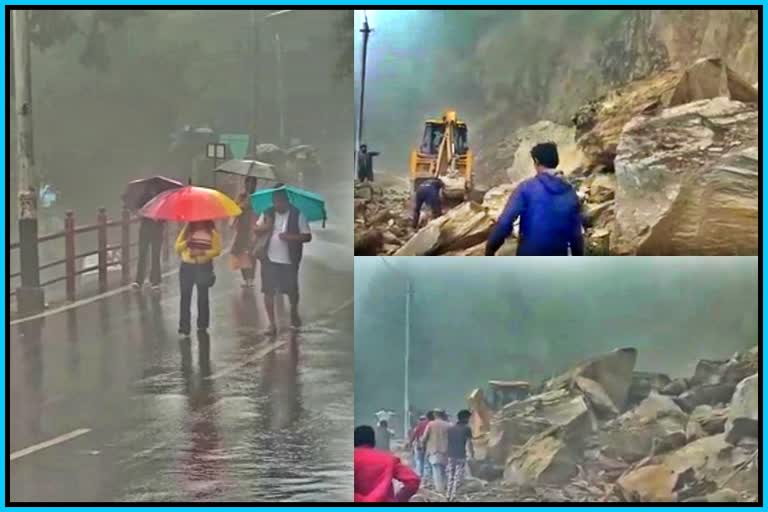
left=9, top=208, right=173, bottom=304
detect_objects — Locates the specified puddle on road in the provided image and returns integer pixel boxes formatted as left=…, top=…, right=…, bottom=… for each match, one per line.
left=118, top=306, right=353, bottom=502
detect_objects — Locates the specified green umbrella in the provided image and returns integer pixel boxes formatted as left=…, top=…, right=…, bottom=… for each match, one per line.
left=251, top=185, right=327, bottom=227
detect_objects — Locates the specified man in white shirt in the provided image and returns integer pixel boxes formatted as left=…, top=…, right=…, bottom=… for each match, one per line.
left=255, top=186, right=312, bottom=335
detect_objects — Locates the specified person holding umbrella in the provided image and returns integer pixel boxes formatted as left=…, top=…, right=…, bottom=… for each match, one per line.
left=123, top=176, right=183, bottom=291
left=252, top=184, right=316, bottom=335
left=174, top=220, right=222, bottom=336
left=229, top=191, right=259, bottom=288
left=140, top=184, right=240, bottom=336
left=133, top=191, right=165, bottom=291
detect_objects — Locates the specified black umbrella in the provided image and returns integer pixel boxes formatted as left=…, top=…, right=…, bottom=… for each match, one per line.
left=122, top=176, right=184, bottom=211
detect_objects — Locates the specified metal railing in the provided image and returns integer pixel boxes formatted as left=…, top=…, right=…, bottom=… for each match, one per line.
left=9, top=208, right=173, bottom=303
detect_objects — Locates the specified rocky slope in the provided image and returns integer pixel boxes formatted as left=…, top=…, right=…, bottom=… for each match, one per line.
left=356, top=57, right=758, bottom=256
left=473, top=9, right=758, bottom=186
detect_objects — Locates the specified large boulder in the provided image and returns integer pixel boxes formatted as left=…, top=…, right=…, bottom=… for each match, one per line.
left=721, top=346, right=758, bottom=385
left=674, top=382, right=736, bottom=413
left=572, top=69, right=682, bottom=169
left=660, top=433, right=732, bottom=485
left=667, top=57, right=758, bottom=107
left=504, top=121, right=585, bottom=183
left=619, top=432, right=738, bottom=502
left=395, top=201, right=495, bottom=256
left=687, top=405, right=728, bottom=438
left=504, top=427, right=579, bottom=485
left=487, top=389, right=595, bottom=465
left=587, top=173, right=616, bottom=203
left=612, top=97, right=758, bottom=255
left=573, top=59, right=757, bottom=170
left=691, top=359, right=728, bottom=386
left=599, top=393, right=688, bottom=462
left=660, top=378, right=689, bottom=397
left=544, top=347, right=637, bottom=411
left=628, top=371, right=673, bottom=405
left=574, top=376, right=619, bottom=418
left=617, top=464, right=678, bottom=502
left=482, top=183, right=518, bottom=218
left=724, top=373, right=758, bottom=445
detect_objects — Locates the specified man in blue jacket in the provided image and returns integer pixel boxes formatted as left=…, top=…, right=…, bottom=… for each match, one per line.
left=486, top=142, right=584, bottom=256
left=412, top=178, right=444, bottom=229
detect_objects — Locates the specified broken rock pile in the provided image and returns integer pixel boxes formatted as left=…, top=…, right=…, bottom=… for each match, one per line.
left=462, top=345, right=758, bottom=502
left=571, top=57, right=758, bottom=255
left=354, top=181, right=413, bottom=255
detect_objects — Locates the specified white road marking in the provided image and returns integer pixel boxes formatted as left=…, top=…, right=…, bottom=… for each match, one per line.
left=205, top=297, right=352, bottom=381
left=206, top=338, right=290, bottom=381
left=10, top=428, right=92, bottom=461
left=10, top=269, right=180, bottom=326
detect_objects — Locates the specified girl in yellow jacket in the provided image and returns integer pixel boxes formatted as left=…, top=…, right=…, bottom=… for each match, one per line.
left=175, top=220, right=222, bottom=336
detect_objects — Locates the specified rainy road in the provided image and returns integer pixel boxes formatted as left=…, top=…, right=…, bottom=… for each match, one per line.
left=9, top=189, right=353, bottom=503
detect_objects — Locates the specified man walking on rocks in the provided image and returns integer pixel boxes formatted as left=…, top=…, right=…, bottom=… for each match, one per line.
left=446, top=409, right=474, bottom=501
left=408, top=412, right=432, bottom=477
left=486, top=142, right=583, bottom=256
left=420, top=409, right=451, bottom=494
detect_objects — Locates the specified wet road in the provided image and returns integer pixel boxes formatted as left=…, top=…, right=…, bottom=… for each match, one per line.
left=9, top=198, right=353, bottom=503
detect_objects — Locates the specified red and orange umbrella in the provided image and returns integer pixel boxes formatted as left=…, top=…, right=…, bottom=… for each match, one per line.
left=139, top=186, right=241, bottom=222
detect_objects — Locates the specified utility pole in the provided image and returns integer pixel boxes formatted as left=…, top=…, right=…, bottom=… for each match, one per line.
left=249, top=10, right=261, bottom=155
left=380, top=257, right=412, bottom=439
left=356, top=14, right=372, bottom=150
left=355, top=14, right=372, bottom=178
left=274, top=32, right=285, bottom=147
left=13, top=9, right=44, bottom=314
left=404, top=278, right=411, bottom=438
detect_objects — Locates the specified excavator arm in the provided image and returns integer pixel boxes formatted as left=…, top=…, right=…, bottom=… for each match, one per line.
left=410, top=111, right=473, bottom=200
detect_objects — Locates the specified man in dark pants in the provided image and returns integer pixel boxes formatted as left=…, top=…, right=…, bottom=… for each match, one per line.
left=133, top=191, right=165, bottom=290
left=412, top=178, right=444, bottom=229
left=486, top=142, right=584, bottom=256
left=255, top=186, right=312, bottom=335
left=357, top=144, right=380, bottom=182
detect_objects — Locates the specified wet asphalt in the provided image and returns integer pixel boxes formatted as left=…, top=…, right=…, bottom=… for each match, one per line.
left=9, top=188, right=354, bottom=503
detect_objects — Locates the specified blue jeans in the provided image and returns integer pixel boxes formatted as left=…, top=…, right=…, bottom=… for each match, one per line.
left=413, top=446, right=426, bottom=477
left=431, top=462, right=447, bottom=493
left=427, top=454, right=447, bottom=493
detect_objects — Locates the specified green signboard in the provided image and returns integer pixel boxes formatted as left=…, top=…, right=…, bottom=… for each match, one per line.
left=219, top=133, right=250, bottom=160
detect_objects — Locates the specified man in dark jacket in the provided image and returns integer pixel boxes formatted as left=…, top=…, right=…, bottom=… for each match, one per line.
left=357, top=144, right=379, bottom=182
left=133, top=190, right=165, bottom=290
left=412, top=178, right=444, bottom=229
left=486, top=142, right=583, bottom=256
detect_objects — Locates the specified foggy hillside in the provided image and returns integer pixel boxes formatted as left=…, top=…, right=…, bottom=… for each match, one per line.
left=354, top=257, right=758, bottom=423
left=353, top=9, right=757, bottom=174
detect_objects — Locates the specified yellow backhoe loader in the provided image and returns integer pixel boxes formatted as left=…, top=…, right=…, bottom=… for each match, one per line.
left=409, top=110, right=474, bottom=201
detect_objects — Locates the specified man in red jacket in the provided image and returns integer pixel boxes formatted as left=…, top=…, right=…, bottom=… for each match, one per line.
left=354, top=425, right=421, bottom=502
